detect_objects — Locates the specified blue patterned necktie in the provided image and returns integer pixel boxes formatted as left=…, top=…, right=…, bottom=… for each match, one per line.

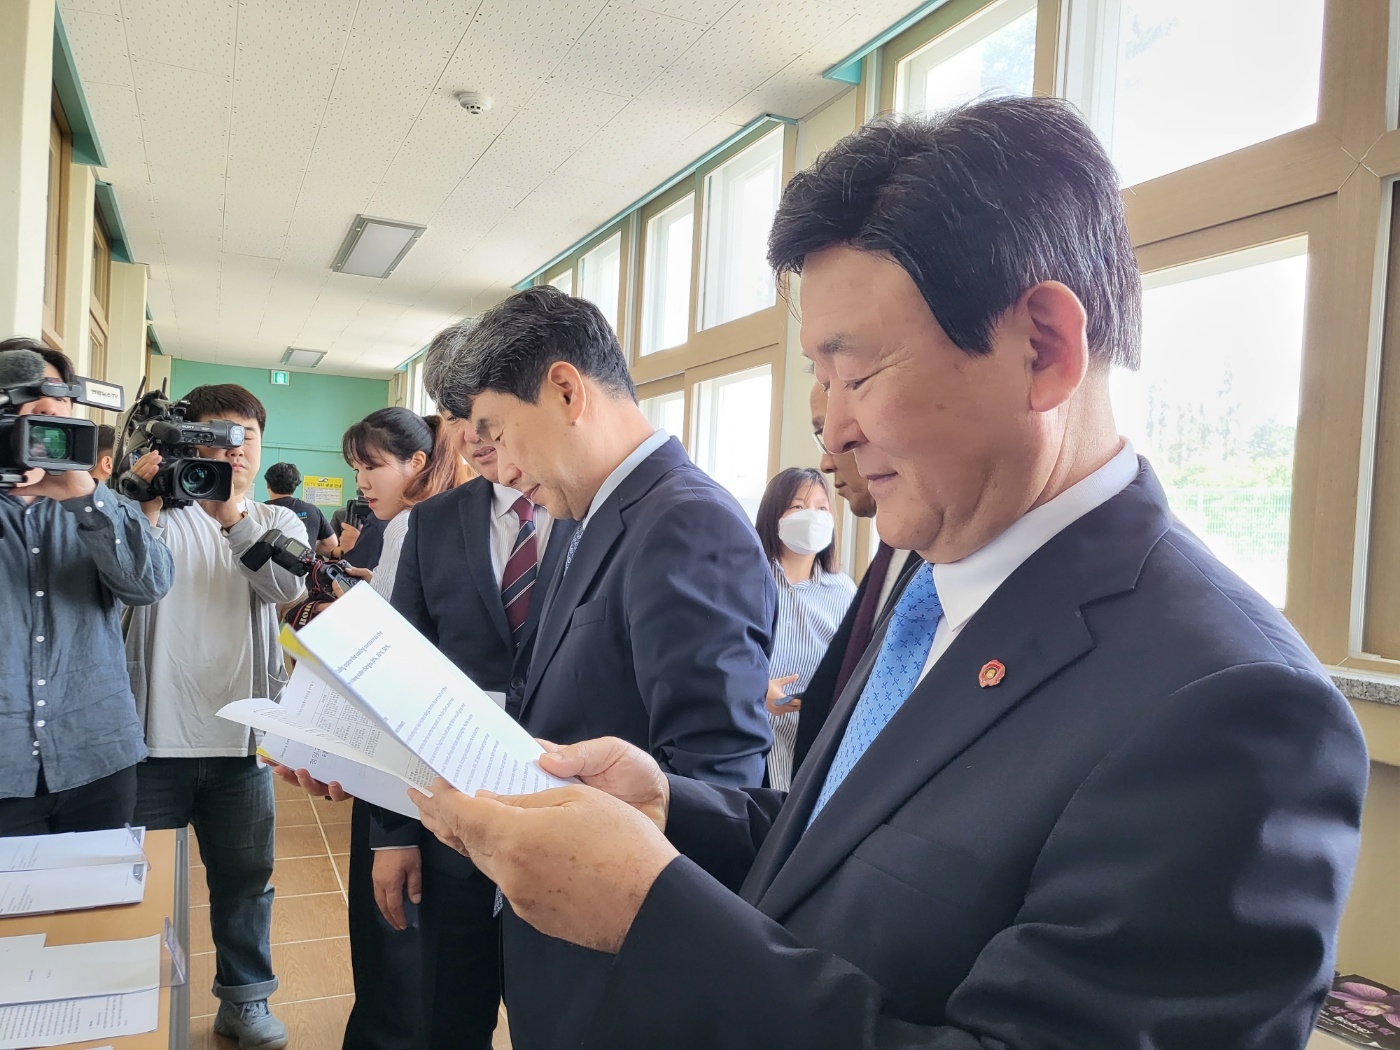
left=808, top=563, right=942, bottom=825
left=563, top=525, right=583, bottom=574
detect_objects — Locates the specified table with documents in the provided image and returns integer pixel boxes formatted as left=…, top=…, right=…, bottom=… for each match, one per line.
left=0, top=829, right=189, bottom=1050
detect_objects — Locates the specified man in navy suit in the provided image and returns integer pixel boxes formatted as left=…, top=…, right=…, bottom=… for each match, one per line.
left=412, top=96, right=1369, bottom=1050
left=426, top=286, right=775, bottom=1050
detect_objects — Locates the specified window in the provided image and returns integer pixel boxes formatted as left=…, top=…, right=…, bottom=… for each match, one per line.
left=89, top=220, right=111, bottom=382
left=641, top=195, right=695, bottom=356
left=1110, top=238, right=1308, bottom=607
left=639, top=388, right=685, bottom=437
left=700, top=128, right=783, bottom=331
left=692, top=364, right=773, bottom=520
left=578, top=234, right=621, bottom=333
left=895, top=0, right=1036, bottom=116
left=548, top=269, right=573, bottom=296
left=1068, top=0, right=1325, bottom=186
left=43, top=106, right=70, bottom=350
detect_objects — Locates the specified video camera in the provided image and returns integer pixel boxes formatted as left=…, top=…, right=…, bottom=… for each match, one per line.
left=345, top=495, right=371, bottom=530
left=0, top=348, right=125, bottom=489
left=241, top=528, right=357, bottom=602
left=113, top=384, right=246, bottom=507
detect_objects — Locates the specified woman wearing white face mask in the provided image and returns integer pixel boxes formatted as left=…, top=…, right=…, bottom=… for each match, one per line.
left=755, top=467, right=857, bottom=790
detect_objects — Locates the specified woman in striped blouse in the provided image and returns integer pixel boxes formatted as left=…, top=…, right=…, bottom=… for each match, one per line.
left=756, top=467, right=857, bottom=791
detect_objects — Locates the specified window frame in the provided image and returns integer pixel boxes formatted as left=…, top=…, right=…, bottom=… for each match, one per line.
left=43, top=96, right=72, bottom=352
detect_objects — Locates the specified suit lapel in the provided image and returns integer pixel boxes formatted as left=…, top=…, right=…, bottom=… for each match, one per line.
left=748, top=462, right=1172, bottom=919
left=459, top=479, right=512, bottom=651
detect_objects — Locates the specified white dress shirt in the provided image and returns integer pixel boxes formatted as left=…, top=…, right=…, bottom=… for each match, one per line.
left=574, top=428, right=670, bottom=537
left=489, top=483, right=556, bottom=584
left=920, top=442, right=1139, bottom=682
left=874, top=545, right=912, bottom=621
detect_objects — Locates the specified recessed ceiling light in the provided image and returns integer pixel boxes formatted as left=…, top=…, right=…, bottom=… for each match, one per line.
left=331, top=216, right=426, bottom=279
left=281, top=347, right=326, bottom=369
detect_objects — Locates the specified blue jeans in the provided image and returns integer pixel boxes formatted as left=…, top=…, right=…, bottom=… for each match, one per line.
left=135, top=757, right=277, bottom=1003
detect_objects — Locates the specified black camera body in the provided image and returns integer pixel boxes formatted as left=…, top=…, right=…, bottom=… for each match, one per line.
left=241, top=528, right=357, bottom=602
left=113, top=390, right=246, bottom=508
left=0, top=350, right=125, bottom=489
left=345, top=495, right=371, bottom=529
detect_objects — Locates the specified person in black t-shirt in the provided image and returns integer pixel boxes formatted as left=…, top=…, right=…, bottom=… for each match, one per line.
left=263, top=462, right=337, bottom=555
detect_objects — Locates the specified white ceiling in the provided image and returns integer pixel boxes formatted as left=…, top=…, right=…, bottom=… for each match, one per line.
left=59, top=0, right=921, bottom=378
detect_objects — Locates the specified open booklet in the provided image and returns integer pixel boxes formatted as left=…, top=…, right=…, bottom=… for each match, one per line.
left=218, top=582, right=572, bottom=818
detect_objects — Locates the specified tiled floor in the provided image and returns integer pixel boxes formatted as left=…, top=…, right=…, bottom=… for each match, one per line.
left=187, top=774, right=512, bottom=1050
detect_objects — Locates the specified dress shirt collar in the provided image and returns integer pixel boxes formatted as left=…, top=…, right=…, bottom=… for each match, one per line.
left=931, top=441, right=1139, bottom=634
left=492, top=483, right=533, bottom=520
left=578, top=428, right=669, bottom=530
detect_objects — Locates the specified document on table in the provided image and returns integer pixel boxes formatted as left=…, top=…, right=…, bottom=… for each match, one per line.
left=0, top=990, right=159, bottom=1049
left=278, top=582, right=572, bottom=797
left=0, top=934, right=160, bottom=1005
left=0, top=828, right=145, bottom=872
left=0, top=860, right=146, bottom=917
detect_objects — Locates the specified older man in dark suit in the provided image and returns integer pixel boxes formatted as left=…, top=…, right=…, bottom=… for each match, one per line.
left=412, top=96, right=1369, bottom=1050
left=427, top=286, right=775, bottom=1050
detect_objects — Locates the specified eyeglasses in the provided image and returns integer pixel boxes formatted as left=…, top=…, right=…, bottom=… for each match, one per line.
left=812, top=431, right=835, bottom=456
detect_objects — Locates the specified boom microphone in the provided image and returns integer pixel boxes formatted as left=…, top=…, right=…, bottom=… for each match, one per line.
left=0, top=349, right=47, bottom=390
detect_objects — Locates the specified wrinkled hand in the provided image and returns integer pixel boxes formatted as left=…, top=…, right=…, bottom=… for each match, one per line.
left=410, top=778, right=677, bottom=953
left=260, top=758, right=352, bottom=802
left=765, top=674, right=802, bottom=715
left=535, top=737, right=669, bottom=831
left=372, top=847, right=422, bottom=930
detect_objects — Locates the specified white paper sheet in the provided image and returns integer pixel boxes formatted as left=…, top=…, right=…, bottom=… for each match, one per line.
left=286, top=584, right=572, bottom=798
left=0, top=935, right=160, bottom=1005
left=258, top=736, right=420, bottom=819
left=0, top=990, right=159, bottom=1049
left=0, top=829, right=145, bottom=873
left=0, top=861, right=146, bottom=917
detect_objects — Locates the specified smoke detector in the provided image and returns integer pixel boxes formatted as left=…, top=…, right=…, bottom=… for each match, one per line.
left=455, top=91, right=493, bottom=115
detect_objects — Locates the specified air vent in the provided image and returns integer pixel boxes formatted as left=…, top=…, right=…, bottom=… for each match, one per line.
left=281, top=347, right=327, bottom=369
left=331, top=216, right=426, bottom=279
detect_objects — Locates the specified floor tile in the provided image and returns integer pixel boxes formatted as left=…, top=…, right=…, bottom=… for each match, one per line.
left=189, top=863, right=209, bottom=906
left=311, top=795, right=354, bottom=825
left=320, top=821, right=351, bottom=854
left=279, top=995, right=355, bottom=1050
left=331, top=853, right=350, bottom=892
left=272, top=891, right=347, bottom=944
left=190, top=905, right=213, bottom=955
left=273, top=776, right=308, bottom=801
left=271, top=854, right=342, bottom=897
left=270, top=938, right=354, bottom=1002
left=275, top=797, right=318, bottom=828
left=275, top=824, right=331, bottom=860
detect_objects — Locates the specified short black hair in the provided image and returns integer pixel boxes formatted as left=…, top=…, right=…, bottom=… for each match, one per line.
left=768, top=96, right=1141, bottom=370
left=183, top=383, right=267, bottom=433
left=756, top=466, right=836, bottom=574
left=431, top=286, right=635, bottom=420
left=264, top=462, right=301, bottom=494
left=0, top=337, right=75, bottom=385
left=96, top=424, right=116, bottom=456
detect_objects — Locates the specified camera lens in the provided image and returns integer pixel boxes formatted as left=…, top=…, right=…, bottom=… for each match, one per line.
left=27, top=423, right=70, bottom=461
left=181, top=462, right=219, bottom=499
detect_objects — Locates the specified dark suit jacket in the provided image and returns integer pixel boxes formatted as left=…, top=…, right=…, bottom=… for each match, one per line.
left=582, top=461, right=1369, bottom=1050
left=793, top=548, right=922, bottom=772
left=369, top=475, right=575, bottom=871
left=502, top=436, right=776, bottom=1050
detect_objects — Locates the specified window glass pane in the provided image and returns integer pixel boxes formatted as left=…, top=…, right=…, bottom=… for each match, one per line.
left=693, top=364, right=772, bottom=520
left=578, top=234, right=621, bottom=333
left=1093, top=0, right=1324, bottom=186
left=548, top=269, right=573, bottom=297
left=642, top=195, right=695, bottom=356
left=896, top=0, right=1037, bottom=115
left=700, top=129, right=783, bottom=331
left=1111, top=238, right=1307, bottom=607
left=639, top=389, right=685, bottom=437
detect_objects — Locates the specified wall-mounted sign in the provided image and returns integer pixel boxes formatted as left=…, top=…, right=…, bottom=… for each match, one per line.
left=270, top=370, right=289, bottom=386
left=303, top=476, right=343, bottom=506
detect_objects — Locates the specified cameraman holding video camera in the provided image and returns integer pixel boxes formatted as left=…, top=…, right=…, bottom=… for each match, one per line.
left=122, top=383, right=305, bottom=1050
left=0, top=338, right=173, bottom=835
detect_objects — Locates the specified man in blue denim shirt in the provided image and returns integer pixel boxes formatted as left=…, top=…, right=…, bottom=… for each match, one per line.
left=0, top=339, right=174, bottom=834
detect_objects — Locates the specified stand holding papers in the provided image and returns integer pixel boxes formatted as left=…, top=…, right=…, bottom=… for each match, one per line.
left=218, top=582, right=573, bottom=816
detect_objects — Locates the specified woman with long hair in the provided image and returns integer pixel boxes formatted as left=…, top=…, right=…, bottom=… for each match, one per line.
left=754, top=466, right=857, bottom=790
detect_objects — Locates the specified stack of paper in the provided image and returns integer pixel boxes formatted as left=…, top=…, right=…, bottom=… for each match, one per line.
left=0, top=829, right=147, bottom=917
left=218, top=582, right=572, bottom=817
left=0, top=933, right=160, bottom=1048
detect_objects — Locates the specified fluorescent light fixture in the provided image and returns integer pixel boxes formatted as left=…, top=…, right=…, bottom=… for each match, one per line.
left=281, top=347, right=327, bottom=369
left=331, top=215, right=426, bottom=278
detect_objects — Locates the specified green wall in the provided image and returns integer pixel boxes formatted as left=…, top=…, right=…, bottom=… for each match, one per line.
left=168, top=360, right=392, bottom=504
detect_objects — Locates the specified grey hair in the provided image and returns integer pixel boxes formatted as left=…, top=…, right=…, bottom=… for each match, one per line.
left=429, top=286, right=635, bottom=420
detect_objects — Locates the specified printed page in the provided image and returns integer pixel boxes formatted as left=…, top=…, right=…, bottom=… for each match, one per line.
left=0, top=935, right=160, bottom=1005
left=0, top=990, right=159, bottom=1049
left=289, top=584, right=572, bottom=797
left=0, top=862, right=146, bottom=917
left=0, top=829, right=145, bottom=873
left=257, top=737, right=420, bottom=819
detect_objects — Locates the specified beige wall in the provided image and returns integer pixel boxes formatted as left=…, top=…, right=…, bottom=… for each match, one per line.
left=105, top=260, right=147, bottom=406
left=61, top=164, right=95, bottom=374
left=1336, top=760, right=1400, bottom=985
left=0, top=0, right=55, bottom=338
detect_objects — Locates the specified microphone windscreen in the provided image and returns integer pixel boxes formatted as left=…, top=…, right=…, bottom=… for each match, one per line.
left=0, top=349, right=46, bottom=389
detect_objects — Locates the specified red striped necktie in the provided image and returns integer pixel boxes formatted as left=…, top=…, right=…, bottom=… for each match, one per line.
left=501, top=496, right=539, bottom=639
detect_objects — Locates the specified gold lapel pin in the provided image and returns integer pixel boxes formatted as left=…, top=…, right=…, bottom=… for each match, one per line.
left=979, top=660, right=1006, bottom=688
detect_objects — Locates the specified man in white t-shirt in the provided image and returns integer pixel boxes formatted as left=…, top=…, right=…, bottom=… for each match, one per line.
left=124, top=384, right=306, bottom=1050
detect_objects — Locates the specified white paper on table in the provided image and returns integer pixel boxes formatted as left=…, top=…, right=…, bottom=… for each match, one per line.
left=0, top=934, right=160, bottom=1005
left=0, top=860, right=147, bottom=917
left=259, top=736, right=420, bottom=819
left=0, top=828, right=145, bottom=873
left=285, top=583, right=573, bottom=797
left=0, top=989, right=159, bottom=1049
